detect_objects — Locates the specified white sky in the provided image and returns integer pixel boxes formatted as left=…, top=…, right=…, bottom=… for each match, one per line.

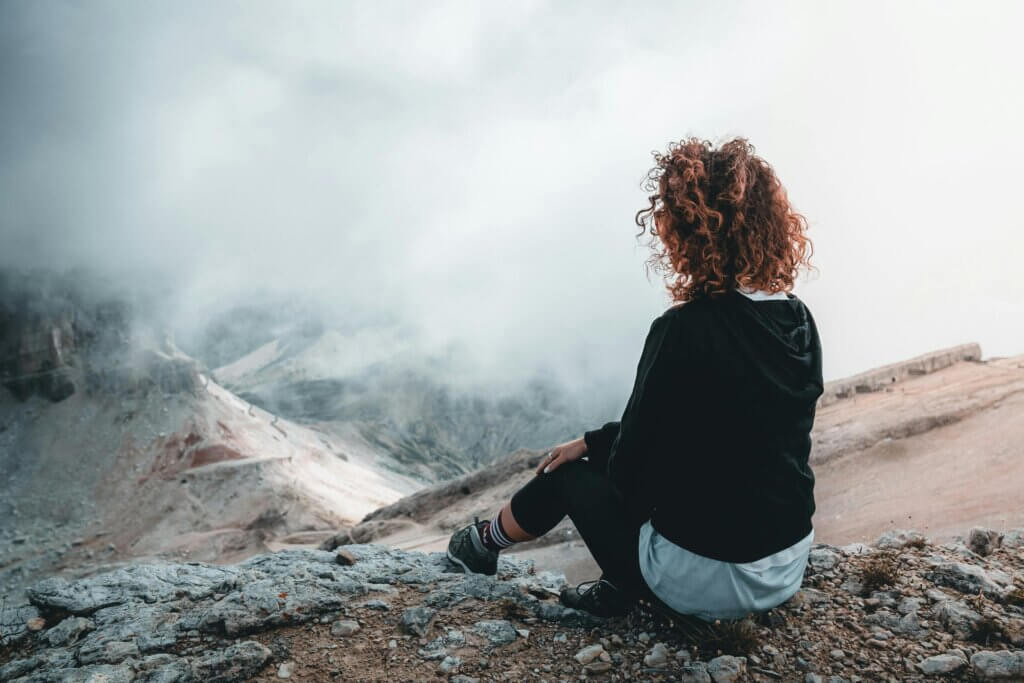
left=1, top=0, right=1022, bottom=392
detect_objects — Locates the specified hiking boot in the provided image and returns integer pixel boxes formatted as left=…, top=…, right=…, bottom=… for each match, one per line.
left=446, top=517, right=498, bottom=576
left=559, top=578, right=633, bottom=618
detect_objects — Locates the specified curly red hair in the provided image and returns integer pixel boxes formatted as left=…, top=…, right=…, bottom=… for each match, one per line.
left=635, top=137, right=813, bottom=302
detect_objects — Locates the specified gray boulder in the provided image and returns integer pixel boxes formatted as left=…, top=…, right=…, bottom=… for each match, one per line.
left=970, top=650, right=1024, bottom=679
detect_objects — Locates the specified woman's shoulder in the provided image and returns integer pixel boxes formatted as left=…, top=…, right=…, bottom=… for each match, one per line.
left=659, top=294, right=721, bottom=321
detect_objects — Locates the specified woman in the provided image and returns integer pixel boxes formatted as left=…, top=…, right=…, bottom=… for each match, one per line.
left=447, top=136, right=823, bottom=621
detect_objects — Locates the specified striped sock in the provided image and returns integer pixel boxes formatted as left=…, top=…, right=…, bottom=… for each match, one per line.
left=479, top=510, right=516, bottom=551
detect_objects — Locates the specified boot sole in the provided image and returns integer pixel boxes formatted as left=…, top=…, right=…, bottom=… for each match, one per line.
left=446, top=549, right=471, bottom=573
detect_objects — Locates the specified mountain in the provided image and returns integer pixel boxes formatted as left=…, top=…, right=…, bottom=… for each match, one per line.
left=0, top=277, right=418, bottom=595
left=201, top=306, right=616, bottom=484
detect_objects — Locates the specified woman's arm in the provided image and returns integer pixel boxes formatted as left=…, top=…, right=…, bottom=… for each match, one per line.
left=605, top=312, right=679, bottom=499
left=582, top=420, right=620, bottom=471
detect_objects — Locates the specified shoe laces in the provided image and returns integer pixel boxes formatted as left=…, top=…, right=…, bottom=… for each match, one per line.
left=575, top=578, right=619, bottom=598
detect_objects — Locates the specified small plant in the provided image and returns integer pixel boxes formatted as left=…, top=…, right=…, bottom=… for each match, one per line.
left=859, top=553, right=899, bottom=595
left=903, top=536, right=928, bottom=550
left=658, top=611, right=761, bottom=657
left=496, top=597, right=531, bottom=621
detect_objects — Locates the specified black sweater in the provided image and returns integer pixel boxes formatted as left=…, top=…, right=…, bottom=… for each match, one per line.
left=583, top=290, right=823, bottom=563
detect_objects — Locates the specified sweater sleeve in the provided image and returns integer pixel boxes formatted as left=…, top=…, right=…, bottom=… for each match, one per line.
left=582, top=421, right=620, bottom=471
left=605, top=312, right=678, bottom=500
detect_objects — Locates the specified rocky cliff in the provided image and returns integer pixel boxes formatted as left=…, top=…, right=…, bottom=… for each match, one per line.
left=2, top=527, right=1024, bottom=682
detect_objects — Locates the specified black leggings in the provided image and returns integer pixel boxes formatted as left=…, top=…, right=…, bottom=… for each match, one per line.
left=508, top=457, right=652, bottom=597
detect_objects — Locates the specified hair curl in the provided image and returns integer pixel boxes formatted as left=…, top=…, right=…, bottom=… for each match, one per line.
left=635, top=136, right=814, bottom=302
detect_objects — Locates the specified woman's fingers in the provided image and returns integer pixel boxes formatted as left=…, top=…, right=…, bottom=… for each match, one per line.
left=535, top=448, right=559, bottom=475
left=543, top=452, right=566, bottom=473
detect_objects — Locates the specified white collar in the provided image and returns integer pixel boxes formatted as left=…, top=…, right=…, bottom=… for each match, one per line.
left=736, top=286, right=790, bottom=301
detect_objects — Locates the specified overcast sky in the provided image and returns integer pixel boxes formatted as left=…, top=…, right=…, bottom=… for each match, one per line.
left=1, top=0, right=1022, bottom=393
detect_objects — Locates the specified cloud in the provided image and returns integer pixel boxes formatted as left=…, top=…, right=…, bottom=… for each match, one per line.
left=1, top=0, right=1022, bottom=394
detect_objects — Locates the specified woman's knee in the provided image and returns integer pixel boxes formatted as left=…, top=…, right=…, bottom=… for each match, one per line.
left=508, top=460, right=590, bottom=536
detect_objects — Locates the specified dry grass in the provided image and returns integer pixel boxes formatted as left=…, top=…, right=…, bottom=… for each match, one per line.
left=637, top=600, right=761, bottom=657
left=677, top=616, right=761, bottom=657
left=496, top=597, right=533, bottom=621
left=859, top=553, right=899, bottom=595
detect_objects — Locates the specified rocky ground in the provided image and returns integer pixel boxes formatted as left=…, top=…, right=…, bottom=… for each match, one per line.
left=2, top=527, right=1024, bottom=682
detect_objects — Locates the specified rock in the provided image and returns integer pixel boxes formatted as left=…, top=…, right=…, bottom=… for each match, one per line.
left=277, top=660, right=296, bottom=678
left=1003, top=618, right=1024, bottom=646
left=584, top=661, right=613, bottom=674
left=931, top=599, right=982, bottom=639
left=839, top=542, right=873, bottom=556
left=140, top=654, right=192, bottom=682
left=26, top=562, right=239, bottom=615
left=43, top=616, right=94, bottom=647
left=575, top=643, right=606, bottom=665
left=1002, top=529, right=1024, bottom=549
left=863, top=608, right=927, bottom=636
left=804, top=675, right=823, bottom=683
left=472, top=619, right=517, bottom=646
left=644, top=642, right=670, bottom=668
left=439, top=655, right=462, bottom=673
left=707, top=655, right=746, bottom=682
left=450, top=677, right=480, bottom=683
left=808, top=547, right=840, bottom=571
left=336, top=548, right=357, bottom=566
left=970, top=650, right=1024, bottom=679
left=875, top=529, right=927, bottom=549
left=967, top=528, right=1003, bottom=556
left=191, top=641, right=273, bottom=681
left=80, top=638, right=141, bottom=665
left=358, top=599, right=391, bottom=611
left=918, top=653, right=968, bottom=675
left=330, top=619, right=360, bottom=637
left=679, top=663, right=713, bottom=683
left=18, top=663, right=137, bottom=682
left=896, top=596, right=924, bottom=615
left=400, top=606, right=436, bottom=637
left=318, top=531, right=352, bottom=551
left=925, top=562, right=1009, bottom=600
left=796, top=588, right=831, bottom=605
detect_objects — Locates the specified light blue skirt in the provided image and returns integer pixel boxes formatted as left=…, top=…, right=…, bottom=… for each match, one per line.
left=638, top=521, right=814, bottom=621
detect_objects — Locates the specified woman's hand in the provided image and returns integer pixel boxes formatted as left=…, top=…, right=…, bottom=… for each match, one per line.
left=535, top=436, right=588, bottom=475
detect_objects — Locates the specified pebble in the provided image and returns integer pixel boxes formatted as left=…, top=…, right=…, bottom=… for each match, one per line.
left=706, top=655, right=747, bottom=683
left=644, top=642, right=670, bottom=668
left=584, top=661, right=613, bottom=674
left=399, top=607, right=436, bottom=637
left=277, top=660, right=295, bottom=678
left=918, top=653, right=967, bottom=675
left=439, top=655, right=461, bottom=673
left=472, top=619, right=517, bottom=646
left=330, top=619, right=360, bottom=637
left=574, top=644, right=605, bottom=665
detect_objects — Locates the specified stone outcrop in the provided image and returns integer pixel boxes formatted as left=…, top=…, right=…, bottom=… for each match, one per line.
left=2, top=528, right=1024, bottom=682
left=818, top=343, right=982, bottom=407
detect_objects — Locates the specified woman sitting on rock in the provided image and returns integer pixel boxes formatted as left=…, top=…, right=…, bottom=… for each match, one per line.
left=447, top=136, right=824, bottom=620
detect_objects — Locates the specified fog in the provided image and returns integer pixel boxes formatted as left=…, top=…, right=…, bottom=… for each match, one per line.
left=2, top=0, right=1022, bottom=395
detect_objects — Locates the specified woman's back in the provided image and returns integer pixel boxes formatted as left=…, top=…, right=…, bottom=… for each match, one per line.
left=637, top=289, right=823, bottom=563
